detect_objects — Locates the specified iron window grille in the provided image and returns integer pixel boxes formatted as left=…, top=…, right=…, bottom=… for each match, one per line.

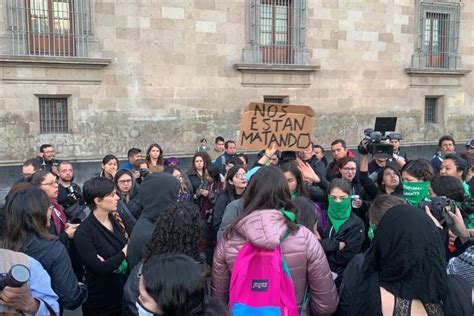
left=249, top=0, right=306, bottom=64
left=263, top=96, right=289, bottom=104
left=39, top=97, right=68, bottom=133
left=425, top=97, right=438, bottom=123
left=6, top=0, right=92, bottom=57
left=412, top=1, right=462, bottom=69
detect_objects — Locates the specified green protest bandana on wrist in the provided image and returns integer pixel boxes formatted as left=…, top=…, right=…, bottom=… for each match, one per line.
left=279, top=208, right=296, bottom=222
left=114, top=258, right=128, bottom=275
left=402, top=181, right=430, bottom=206
left=368, top=223, right=376, bottom=241
left=327, top=196, right=352, bottom=233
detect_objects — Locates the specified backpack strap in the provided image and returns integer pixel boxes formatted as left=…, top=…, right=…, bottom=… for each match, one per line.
left=279, top=229, right=310, bottom=316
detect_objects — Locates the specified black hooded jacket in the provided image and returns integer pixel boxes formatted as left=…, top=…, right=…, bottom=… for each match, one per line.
left=127, top=173, right=180, bottom=269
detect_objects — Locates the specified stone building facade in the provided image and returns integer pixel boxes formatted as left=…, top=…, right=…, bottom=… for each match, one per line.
left=0, top=0, right=472, bottom=164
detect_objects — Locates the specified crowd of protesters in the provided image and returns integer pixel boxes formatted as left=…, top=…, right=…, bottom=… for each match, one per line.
left=0, top=134, right=473, bottom=316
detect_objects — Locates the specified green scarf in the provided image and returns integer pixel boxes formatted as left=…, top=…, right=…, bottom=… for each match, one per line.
left=279, top=208, right=296, bottom=222
left=114, top=258, right=128, bottom=275
left=466, top=213, right=474, bottom=229
left=463, top=181, right=471, bottom=198
left=368, top=223, right=376, bottom=241
left=327, top=196, right=352, bottom=233
left=402, top=181, right=431, bottom=206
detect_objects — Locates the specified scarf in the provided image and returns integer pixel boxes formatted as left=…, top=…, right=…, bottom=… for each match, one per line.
left=327, top=195, right=352, bottom=233
left=350, top=205, right=462, bottom=316
left=402, top=181, right=430, bottom=206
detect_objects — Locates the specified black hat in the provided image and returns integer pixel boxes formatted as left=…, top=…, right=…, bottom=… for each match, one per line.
left=466, top=139, right=474, bottom=148
left=388, top=132, right=402, bottom=141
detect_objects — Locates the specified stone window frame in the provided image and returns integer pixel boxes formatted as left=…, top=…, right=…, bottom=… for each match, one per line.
left=407, top=0, right=467, bottom=74
left=1, top=0, right=110, bottom=69
left=38, top=96, right=69, bottom=134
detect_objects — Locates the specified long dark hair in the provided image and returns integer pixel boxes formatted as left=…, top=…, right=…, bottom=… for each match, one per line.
left=142, top=202, right=200, bottom=262
left=2, top=188, right=57, bottom=251
left=224, top=165, right=245, bottom=197
left=146, top=143, right=164, bottom=165
left=376, top=165, right=403, bottom=195
left=224, top=166, right=298, bottom=239
left=189, top=152, right=211, bottom=176
left=142, top=254, right=205, bottom=315
left=100, top=154, right=119, bottom=178
left=280, top=161, right=309, bottom=197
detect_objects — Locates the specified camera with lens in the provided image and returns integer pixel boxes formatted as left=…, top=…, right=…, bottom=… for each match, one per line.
left=139, top=168, right=150, bottom=178
left=0, top=264, right=30, bottom=291
left=358, top=117, right=397, bottom=158
left=418, top=196, right=456, bottom=223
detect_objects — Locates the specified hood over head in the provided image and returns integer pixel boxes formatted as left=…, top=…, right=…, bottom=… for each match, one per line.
left=138, top=172, right=180, bottom=220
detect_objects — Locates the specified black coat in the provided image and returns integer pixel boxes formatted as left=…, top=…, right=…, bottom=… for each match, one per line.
left=127, top=173, right=180, bottom=269
left=74, top=213, right=128, bottom=315
left=24, top=233, right=87, bottom=310
left=320, top=213, right=365, bottom=287
left=187, top=171, right=205, bottom=194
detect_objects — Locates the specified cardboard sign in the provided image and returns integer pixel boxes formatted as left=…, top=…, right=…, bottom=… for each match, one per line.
left=238, top=102, right=315, bottom=151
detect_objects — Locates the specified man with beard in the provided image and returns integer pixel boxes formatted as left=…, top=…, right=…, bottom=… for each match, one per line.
left=35, top=144, right=60, bottom=175
left=57, top=161, right=86, bottom=222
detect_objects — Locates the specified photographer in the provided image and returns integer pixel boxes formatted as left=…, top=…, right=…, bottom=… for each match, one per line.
left=35, top=144, right=60, bottom=176
left=0, top=248, right=59, bottom=315
left=57, top=161, right=86, bottom=223
left=132, top=159, right=149, bottom=184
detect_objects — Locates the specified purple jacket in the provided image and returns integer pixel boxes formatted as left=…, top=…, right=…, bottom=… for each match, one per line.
left=212, top=209, right=339, bottom=315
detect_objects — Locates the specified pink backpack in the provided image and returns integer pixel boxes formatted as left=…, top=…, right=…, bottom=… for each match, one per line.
left=229, top=232, right=303, bottom=316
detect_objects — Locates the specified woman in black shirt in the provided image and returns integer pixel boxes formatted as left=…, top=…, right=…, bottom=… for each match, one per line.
left=74, top=177, right=128, bottom=316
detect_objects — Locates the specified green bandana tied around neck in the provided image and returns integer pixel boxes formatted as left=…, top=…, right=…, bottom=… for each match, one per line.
left=279, top=208, right=296, bottom=222
left=327, top=196, right=352, bottom=233
left=402, top=181, right=431, bottom=206
left=114, top=258, right=128, bottom=275
left=368, top=223, right=376, bottom=241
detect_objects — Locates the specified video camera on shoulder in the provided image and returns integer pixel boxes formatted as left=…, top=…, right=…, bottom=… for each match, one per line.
left=0, top=264, right=30, bottom=291
left=358, top=117, right=397, bottom=158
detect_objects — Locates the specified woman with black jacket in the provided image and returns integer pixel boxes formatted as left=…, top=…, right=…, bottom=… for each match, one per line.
left=320, top=179, right=365, bottom=289
left=2, top=187, right=87, bottom=310
left=212, top=165, right=247, bottom=235
left=187, top=152, right=211, bottom=194
left=74, top=177, right=129, bottom=316
left=114, top=169, right=140, bottom=234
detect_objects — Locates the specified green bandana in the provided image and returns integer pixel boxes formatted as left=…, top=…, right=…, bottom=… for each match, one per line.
left=466, top=213, right=474, bottom=230
left=290, top=190, right=298, bottom=200
left=463, top=181, right=471, bottom=198
left=114, top=258, right=128, bottom=275
left=327, top=196, right=352, bottom=233
left=279, top=208, right=296, bottom=222
left=368, top=223, right=376, bottom=241
left=402, top=181, right=430, bottom=206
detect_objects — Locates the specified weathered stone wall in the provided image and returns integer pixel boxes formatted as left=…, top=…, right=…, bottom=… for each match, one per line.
left=0, top=0, right=472, bottom=163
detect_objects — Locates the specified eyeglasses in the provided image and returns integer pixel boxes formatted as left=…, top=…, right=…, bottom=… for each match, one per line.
left=234, top=173, right=246, bottom=180
left=118, top=179, right=132, bottom=184
left=342, top=167, right=357, bottom=172
left=41, top=180, right=58, bottom=187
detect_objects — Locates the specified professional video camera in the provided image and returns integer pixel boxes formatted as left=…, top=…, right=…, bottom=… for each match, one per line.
left=418, top=196, right=456, bottom=224
left=358, top=117, right=397, bottom=158
left=0, top=264, right=30, bottom=291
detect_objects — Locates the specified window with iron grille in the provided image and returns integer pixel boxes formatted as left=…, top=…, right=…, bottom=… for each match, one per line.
left=39, top=97, right=68, bottom=133
left=412, top=1, right=462, bottom=69
left=6, top=0, right=92, bottom=57
left=425, top=97, right=438, bottom=123
left=263, top=96, right=289, bottom=104
left=249, top=0, right=306, bottom=64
